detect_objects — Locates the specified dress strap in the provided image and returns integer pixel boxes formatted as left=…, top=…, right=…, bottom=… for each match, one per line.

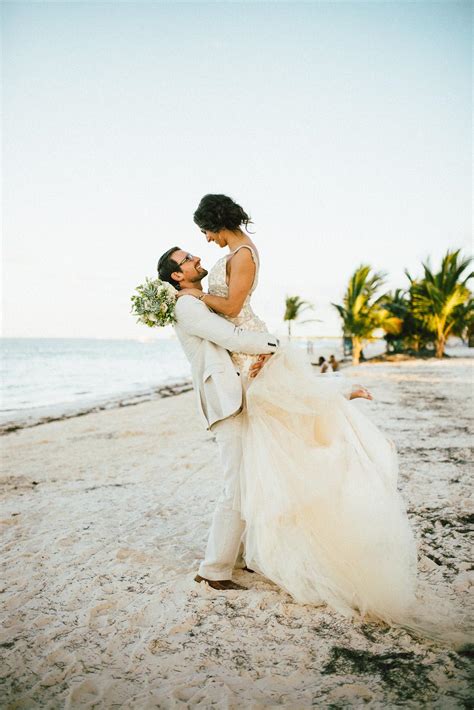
left=229, top=244, right=259, bottom=265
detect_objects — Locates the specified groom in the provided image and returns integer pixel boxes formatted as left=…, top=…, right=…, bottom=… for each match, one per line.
left=158, top=247, right=280, bottom=591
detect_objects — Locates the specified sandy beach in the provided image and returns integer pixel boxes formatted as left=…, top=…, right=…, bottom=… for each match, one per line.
left=1, top=357, right=473, bottom=708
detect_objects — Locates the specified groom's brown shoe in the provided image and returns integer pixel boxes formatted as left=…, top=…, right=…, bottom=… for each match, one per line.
left=194, top=575, right=247, bottom=591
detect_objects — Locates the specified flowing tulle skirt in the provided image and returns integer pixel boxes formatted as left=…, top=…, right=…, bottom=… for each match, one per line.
left=236, top=346, right=419, bottom=624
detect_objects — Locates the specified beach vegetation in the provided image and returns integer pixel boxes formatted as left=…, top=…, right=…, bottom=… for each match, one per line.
left=381, top=288, right=433, bottom=354
left=283, top=296, right=315, bottom=339
left=406, top=250, right=473, bottom=358
left=332, top=265, right=392, bottom=365
left=335, top=251, right=472, bottom=362
left=451, top=295, right=474, bottom=347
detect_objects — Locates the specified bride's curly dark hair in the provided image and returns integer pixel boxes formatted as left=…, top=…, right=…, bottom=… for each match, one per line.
left=193, top=194, right=254, bottom=234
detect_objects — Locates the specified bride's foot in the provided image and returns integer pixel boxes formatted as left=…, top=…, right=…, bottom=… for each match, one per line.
left=350, top=386, right=373, bottom=400
left=194, top=575, right=247, bottom=591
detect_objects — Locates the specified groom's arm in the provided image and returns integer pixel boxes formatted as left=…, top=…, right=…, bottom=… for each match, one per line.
left=175, top=296, right=279, bottom=354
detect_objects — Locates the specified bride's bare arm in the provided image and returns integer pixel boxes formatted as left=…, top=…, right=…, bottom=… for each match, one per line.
left=177, top=248, right=256, bottom=317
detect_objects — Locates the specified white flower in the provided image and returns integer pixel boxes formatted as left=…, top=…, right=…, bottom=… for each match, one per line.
left=161, top=281, right=177, bottom=297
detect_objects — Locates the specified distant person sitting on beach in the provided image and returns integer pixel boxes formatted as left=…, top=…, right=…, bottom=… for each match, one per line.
left=318, top=356, right=331, bottom=373
left=329, top=354, right=339, bottom=372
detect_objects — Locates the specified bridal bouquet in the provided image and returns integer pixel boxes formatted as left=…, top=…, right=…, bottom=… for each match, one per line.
left=130, top=277, right=177, bottom=327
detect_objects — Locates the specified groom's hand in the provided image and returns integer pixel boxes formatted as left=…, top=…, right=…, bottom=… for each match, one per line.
left=249, top=353, right=273, bottom=378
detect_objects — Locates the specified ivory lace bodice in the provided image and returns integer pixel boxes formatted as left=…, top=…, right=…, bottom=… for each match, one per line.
left=208, top=244, right=268, bottom=376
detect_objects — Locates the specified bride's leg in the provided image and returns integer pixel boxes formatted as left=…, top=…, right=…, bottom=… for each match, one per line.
left=198, top=413, right=245, bottom=581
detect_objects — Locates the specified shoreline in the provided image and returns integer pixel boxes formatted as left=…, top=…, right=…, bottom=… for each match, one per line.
left=0, top=379, right=193, bottom=435
left=2, top=347, right=472, bottom=435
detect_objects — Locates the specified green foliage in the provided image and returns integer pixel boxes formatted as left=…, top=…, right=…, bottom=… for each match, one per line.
left=451, top=296, right=474, bottom=344
left=334, top=251, right=472, bottom=360
left=131, top=277, right=177, bottom=328
left=332, top=264, right=388, bottom=339
left=283, top=296, right=314, bottom=337
left=407, top=250, right=473, bottom=357
left=381, top=288, right=432, bottom=353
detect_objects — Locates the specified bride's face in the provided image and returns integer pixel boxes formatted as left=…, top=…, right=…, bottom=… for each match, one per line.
left=201, top=228, right=227, bottom=248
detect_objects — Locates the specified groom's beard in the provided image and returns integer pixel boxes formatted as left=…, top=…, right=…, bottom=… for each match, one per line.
left=190, top=268, right=208, bottom=283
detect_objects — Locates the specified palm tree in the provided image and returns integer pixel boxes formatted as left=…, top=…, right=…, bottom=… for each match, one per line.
left=381, top=287, right=433, bottom=353
left=407, top=249, right=473, bottom=358
left=451, top=295, right=474, bottom=346
left=380, top=289, right=406, bottom=353
left=283, top=296, right=314, bottom=338
left=332, top=265, right=391, bottom=365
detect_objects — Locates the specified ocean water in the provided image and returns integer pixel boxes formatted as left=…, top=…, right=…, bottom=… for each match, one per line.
left=0, top=336, right=391, bottom=428
left=1, top=337, right=470, bottom=430
left=0, top=338, right=191, bottom=423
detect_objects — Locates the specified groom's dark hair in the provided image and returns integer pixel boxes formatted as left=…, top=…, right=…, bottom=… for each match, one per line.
left=157, top=246, right=182, bottom=290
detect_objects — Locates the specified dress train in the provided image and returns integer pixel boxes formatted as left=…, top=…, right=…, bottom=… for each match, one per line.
left=237, top=347, right=470, bottom=647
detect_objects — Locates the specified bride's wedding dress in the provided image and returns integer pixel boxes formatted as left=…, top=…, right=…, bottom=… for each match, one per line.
left=208, top=245, right=464, bottom=639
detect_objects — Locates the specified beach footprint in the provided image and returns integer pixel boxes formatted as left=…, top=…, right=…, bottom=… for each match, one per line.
left=65, top=679, right=101, bottom=708
left=116, top=547, right=155, bottom=564
left=86, top=600, right=117, bottom=628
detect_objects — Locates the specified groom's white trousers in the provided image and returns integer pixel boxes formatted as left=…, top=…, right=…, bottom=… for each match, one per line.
left=198, top=412, right=245, bottom=581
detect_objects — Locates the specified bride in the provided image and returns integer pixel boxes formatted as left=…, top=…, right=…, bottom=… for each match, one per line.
left=175, top=194, right=448, bottom=635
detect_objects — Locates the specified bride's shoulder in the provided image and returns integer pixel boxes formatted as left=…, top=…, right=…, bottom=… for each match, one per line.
left=230, top=243, right=260, bottom=265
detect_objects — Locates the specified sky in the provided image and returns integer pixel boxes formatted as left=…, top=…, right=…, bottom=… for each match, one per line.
left=2, top=0, right=472, bottom=339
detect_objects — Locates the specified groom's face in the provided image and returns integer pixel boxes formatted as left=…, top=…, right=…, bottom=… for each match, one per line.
left=171, top=250, right=208, bottom=288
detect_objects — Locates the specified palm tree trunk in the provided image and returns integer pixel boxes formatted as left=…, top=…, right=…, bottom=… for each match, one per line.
left=435, top=335, right=445, bottom=358
left=352, top=337, right=363, bottom=365
left=288, top=321, right=292, bottom=339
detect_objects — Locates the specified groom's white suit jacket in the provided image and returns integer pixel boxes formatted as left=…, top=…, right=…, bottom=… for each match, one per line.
left=174, top=296, right=279, bottom=429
